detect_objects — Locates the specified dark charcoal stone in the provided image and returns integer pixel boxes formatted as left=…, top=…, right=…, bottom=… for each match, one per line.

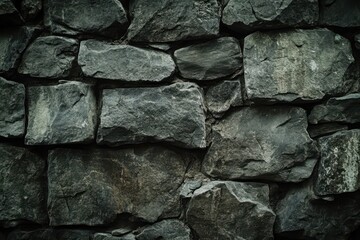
left=308, top=123, right=348, bottom=138
left=20, top=0, right=42, bottom=21
left=0, top=0, right=23, bottom=26
left=320, top=0, right=360, bottom=27
left=136, top=220, right=191, bottom=240
left=7, top=229, right=91, bottom=240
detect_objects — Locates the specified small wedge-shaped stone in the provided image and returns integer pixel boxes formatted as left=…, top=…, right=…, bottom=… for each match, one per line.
left=244, top=29, right=354, bottom=102
left=174, top=37, right=242, bottom=81
left=26, top=81, right=97, bottom=145
left=0, top=0, right=23, bottom=26
left=97, top=83, right=206, bottom=148
left=320, top=0, right=360, bottom=27
left=136, top=220, right=191, bottom=240
left=78, top=40, right=175, bottom=82
left=203, top=107, right=318, bottom=182
left=187, top=181, right=275, bottom=240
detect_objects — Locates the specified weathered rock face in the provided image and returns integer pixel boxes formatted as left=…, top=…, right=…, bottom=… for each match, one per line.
left=0, top=77, right=25, bottom=138
left=174, top=37, right=242, bottom=81
left=94, top=233, right=135, bottom=240
left=20, top=0, right=42, bottom=21
left=315, top=130, right=360, bottom=196
left=18, top=36, right=78, bottom=79
left=44, top=0, right=128, bottom=37
left=0, top=0, right=23, bottom=26
left=136, top=220, right=191, bottom=240
left=25, top=81, right=97, bottom=145
left=187, top=181, right=275, bottom=240
left=244, top=29, right=354, bottom=102
left=78, top=40, right=175, bottom=82
left=128, top=0, right=221, bottom=42
left=222, top=0, right=319, bottom=32
left=203, top=107, right=318, bottom=182
left=320, top=0, right=360, bottom=27
left=7, top=229, right=91, bottom=240
left=309, top=93, right=360, bottom=124
left=47, top=146, right=190, bottom=225
left=97, top=83, right=206, bottom=149
left=0, top=144, right=47, bottom=226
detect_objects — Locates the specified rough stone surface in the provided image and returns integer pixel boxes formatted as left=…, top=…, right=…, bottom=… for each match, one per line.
left=128, top=0, right=221, bottom=42
left=21, top=0, right=42, bottom=21
left=308, top=123, right=348, bottom=138
left=47, top=146, right=191, bottom=226
left=25, top=81, right=97, bottom=145
left=94, top=233, right=135, bottom=240
left=78, top=40, right=175, bottom=82
left=203, top=106, right=318, bottom=182
left=244, top=29, right=354, bottom=102
left=320, top=0, right=360, bottom=27
left=309, top=93, right=360, bottom=124
left=0, top=0, right=23, bottom=25
left=7, top=229, right=91, bottom=240
left=44, top=0, right=128, bottom=37
left=222, top=0, right=319, bottom=32
left=187, top=181, right=275, bottom=240
left=97, top=83, right=206, bottom=149
left=136, top=220, right=191, bottom=240
left=356, top=34, right=360, bottom=50
left=174, top=37, right=242, bottom=81
left=18, top=36, right=78, bottom=79
left=315, top=130, right=360, bottom=196
left=0, top=77, right=25, bottom=138
left=0, top=144, right=47, bottom=226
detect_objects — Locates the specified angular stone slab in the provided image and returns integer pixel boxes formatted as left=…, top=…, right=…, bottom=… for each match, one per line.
left=0, top=77, right=25, bottom=138
left=315, top=130, right=360, bottom=196
left=320, top=0, right=360, bottom=27
left=97, top=83, right=206, bottom=149
left=44, top=0, right=128, bottom=37
left=203, top=106, right=318, bottom=182
left=136, top=220, right=191, bottom=240
left=0, top=144, right=47, bottom=226
left=174, top=37, right=242, bottom=81
left=18, top=36, right=78, bottom=79
left=0, top=0, right=23, bottom=26
left=48, top=146, right=190, bottom=225
left=309, top=93, right=360, bottom=124
left=127, top=0, right=220, bottom=42
left=7, top=229, right=91, bottom=240
left=78, top=40, right=175, bottom=82
left=187, top=181, right=275, bottom=240
left=244, top=29, right=354, bottom=102
left=222, top=0, right=318, bottom=32
left=308, top=123, right=348, bottom=138
left=25, top=81, right=97, bottom=145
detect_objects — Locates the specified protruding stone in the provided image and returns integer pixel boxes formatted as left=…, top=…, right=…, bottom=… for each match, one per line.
left=128, top=0, right=220, bottom=42
left=78, top=40, right=175, bottom=82
left=20, top=0, right=42, bottom=21
left=7, top=229, right=91, bottom=240
left=25, top=81, right=97, bottom=145
left=0, top=0, right=23, bottom=26
left=187, top=181, right=275, bottom=240
left=97, top=83, right=206, bottom=149
left=244, top=29, right=354, bottom=102
left=308, top=123, right=348, bottom=138
left=320, top=0, right=360, bottom=27
left=174, top=37, right=242, bottom=81
left=203, top=107, right=318, bottom=182
left=136, top=220, right=191, bottom=240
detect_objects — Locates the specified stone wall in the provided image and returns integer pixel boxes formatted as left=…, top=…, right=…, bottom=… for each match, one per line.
left=1, top=0, right=360, bottom=240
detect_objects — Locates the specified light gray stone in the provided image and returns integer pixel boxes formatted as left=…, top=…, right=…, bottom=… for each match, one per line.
left=244, top=29, right=354, bottom=102
left=94, top=233, right=135, bottom=240
left=0, top=0, right=23, bottom=25
left=180, top=180, right=202, bottom=198
left=308, top=123, right=348, bottom=138
left=25, top=81, right=97, bottom=145
left=97, top=82, right=206, bottom=149
left=136, top=220, right=191, bottom=240
left=320, top=0, right=360, bottom=27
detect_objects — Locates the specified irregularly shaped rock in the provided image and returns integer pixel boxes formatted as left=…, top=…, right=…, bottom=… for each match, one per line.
left=315, top=130, right=360, bottom=196
left=7, top=229, right=91, bottom=240
left=174, top=37, right=242, bottom=81
left=20, top=0, right=42, bottom=21
left=320, top=0, right=360, bottom=27
left=78, top=40, right=175, bottom=82
left=203, top=107, right=318, bottom=182
left=244, top=29, right=354, bottom=102
left=0, top=144, right=47, bottom=226
left=25, top=81, right=97, bottom=145
left=128, top=0, right=220, bottom=42
left=308, top=123, right=348, bottom=138
left=136, top=220, right=191, bottom=240
left=18, top=36, right=78, bottom=78
left=97, top=83, right=206, bottom=149
left=48, top=146, right=191, bottom=225
left=0, top=0, right=23, bottom=25
left=222, top=0, right=318, bottom=32
left=44, top=0, right=128, bottom=37
left=205, top=80, right=242, bottom=117
left=94, top=233, right=135, bottom=240
left=187, top=181, right=275, bottom=240
left=309, top=93, right=360, bottom=124
left=0, top=77, right=25, bottom=138
left=180, top=180, right=202, bottom=198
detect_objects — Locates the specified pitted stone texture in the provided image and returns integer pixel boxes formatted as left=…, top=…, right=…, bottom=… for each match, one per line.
left=0, top=0, right=23, bottom=25
left=0, top=144, right=47, bottom=226
left=21, top=0, right=42, bottom=21
left=0, top=77, right=25, bottom=138
left=18, top=36, right=78, bottom=79
left=48, top=146, right=190, bottom=225
left=174, top=37, right=242, bottom=81
left=315, top=130, right=360, bottom=196
left=309, top=93, right=360, bottom=124
left=136, top=220, right=191, bottom=240
left=25, top=81, right=97, bottom=145
left=7, top=229, right=91, bottom=240
left=97, top=83, right=206, bottom=149
left=78, top=40, right=175, bottom=82
left=187, top=181, right=275, bottom=240
left=320, top=0, right=360, bottom=27
left=128, top=0, right=220, bottom=42
left=223, top=0, right=318, bottom=32
left=44, top=0, right=128, bottom=37
left=244, top=29, right=354, bottom=102
left=203, top=106, right=318, bottom=182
